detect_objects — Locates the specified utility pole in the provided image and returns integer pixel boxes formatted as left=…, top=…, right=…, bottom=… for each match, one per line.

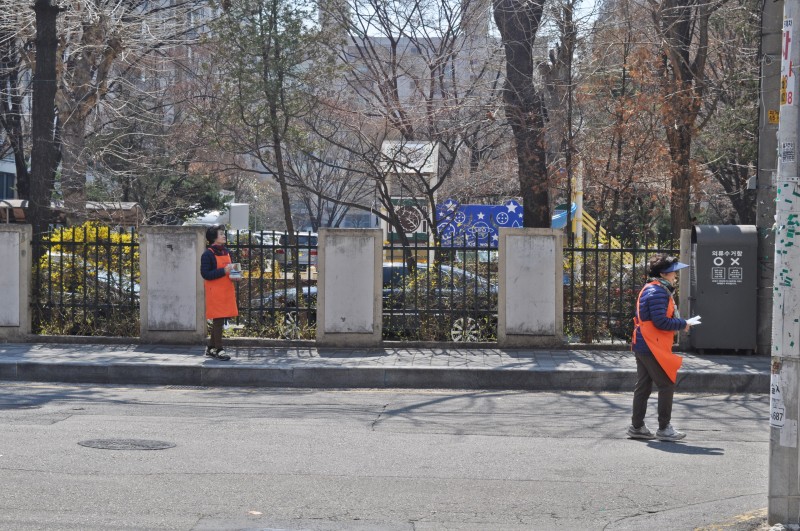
left=769, top=0, right=800, bottom=524
left=758, top=0, right=782, bottom=356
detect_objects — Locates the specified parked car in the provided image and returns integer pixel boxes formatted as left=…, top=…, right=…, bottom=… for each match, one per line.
left=381, top=262, right=498, bottom=341
left=246, top=262, right=497, bottom=341
left=247, top=284, right=318, bottom=339
left=274, top=232, right=318, bottom=272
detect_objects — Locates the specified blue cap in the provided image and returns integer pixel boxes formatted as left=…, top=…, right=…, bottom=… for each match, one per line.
left=661, top=261, right=689, bottom=273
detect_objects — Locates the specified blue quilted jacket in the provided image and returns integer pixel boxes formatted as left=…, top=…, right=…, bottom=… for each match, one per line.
left=633, top=282, right=687, bottom=353
left=200, top=247, right=228, bottom=281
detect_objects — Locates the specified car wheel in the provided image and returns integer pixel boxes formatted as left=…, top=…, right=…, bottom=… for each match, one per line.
left=279, top=311, right=301, bottom=339
left=451, top=317, right=481, bottom=342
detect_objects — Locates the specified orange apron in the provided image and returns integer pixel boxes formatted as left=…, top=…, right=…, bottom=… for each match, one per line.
left=632, top=281, right=683, bottom=383
left=204, top=249, right=238, bottom=319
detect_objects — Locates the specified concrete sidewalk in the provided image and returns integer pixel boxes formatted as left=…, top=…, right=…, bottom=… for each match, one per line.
left=0, top=340, right=769, bottom=393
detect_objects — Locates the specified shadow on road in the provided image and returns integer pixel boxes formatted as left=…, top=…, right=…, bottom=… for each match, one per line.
left=643, top=441, right=725, bottom=455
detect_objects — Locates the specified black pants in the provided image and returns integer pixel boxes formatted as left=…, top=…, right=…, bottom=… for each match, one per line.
left=631, top=351, right=675, bottom=431
left=208, top=318, right=225, bottom=350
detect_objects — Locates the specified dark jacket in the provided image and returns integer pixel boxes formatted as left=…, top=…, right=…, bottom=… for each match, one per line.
left=200, top=248, right=228, bottom=281
left=633, top=282, right=687, bottom=353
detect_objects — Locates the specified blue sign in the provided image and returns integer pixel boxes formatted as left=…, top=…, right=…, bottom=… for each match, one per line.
left=435, top=199, right=523, bottom=247
left=436, top=199, right=578, bottom=247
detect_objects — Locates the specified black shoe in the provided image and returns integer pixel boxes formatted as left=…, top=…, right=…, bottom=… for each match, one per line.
left=204, top=346, right=217, bottom=358
left=215, top=349, right=231, bottom=361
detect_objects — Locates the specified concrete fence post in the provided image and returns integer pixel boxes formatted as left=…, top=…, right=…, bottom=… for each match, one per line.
left=140, top=226, right=206, bottom=344
left=497, top=228, right=564, bottom=347
left=316, top=228, right=383, bottom=347
left=0, top=224, right=31, bottom=340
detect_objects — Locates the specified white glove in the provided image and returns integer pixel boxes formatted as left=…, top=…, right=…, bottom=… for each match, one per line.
left=686, top=315, right=702, bottom=326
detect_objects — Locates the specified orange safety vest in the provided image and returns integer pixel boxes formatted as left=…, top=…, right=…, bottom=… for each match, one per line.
left=632, top=281, right=683, bottom=383
left=204, top=249, right=238, bottom=320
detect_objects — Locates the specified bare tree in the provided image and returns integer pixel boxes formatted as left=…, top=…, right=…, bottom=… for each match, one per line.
left=539, top=0, right=584, bottom=234
left=87, top=72, right=225, bottom=224
left=28, top=0, right=61, bottom=238
left=493, top=0, right=550, bottom=227
left=310, top=0, right=506, bottom=262
left=283, top=145, right=375, bottom=230
left=2, top=0, right=213, bottom=226
left=577, top=0, right=673, bottom=241
left=0, top=8, right=31, bottom=198
left=694, top=0, right=758, bottom=224
left=208, top=0, right=336, bottom=237
left=648, top=0, right=725, bottom=238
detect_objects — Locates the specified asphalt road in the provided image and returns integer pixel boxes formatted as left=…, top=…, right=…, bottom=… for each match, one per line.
left=0, top=383, right=769, bottom=530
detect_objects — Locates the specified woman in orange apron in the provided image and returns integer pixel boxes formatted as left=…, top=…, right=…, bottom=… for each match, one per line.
left=628, top=254, right=693, bottom=441
left=200, top=225, right=239, bottom=361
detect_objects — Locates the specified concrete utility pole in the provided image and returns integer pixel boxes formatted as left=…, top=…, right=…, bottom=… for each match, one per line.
left=759, top=0, right=782, bottom=356
left=769, top=0, right=800, bottom=523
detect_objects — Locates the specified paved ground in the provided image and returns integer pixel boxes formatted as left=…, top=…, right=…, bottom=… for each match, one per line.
left=0, top=340, right=770, bottom=392
left=0, top=383, right=771, bottom=530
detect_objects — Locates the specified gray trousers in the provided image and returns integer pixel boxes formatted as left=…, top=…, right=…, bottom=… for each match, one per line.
left=631, top=351, right=675, bottom=431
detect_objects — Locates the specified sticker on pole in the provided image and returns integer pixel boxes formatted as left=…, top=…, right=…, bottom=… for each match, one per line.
left=771, top=373, right=786, bottom=428
left=783, top=18, right=795, bottom=106
left=780, top=141, right=796, bottom=164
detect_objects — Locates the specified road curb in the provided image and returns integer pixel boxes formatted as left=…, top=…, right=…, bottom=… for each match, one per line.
left=0, top=359, right=769, bottom=393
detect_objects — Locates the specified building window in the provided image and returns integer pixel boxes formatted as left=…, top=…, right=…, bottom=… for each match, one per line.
left=0, top=172, right=15, bottom=200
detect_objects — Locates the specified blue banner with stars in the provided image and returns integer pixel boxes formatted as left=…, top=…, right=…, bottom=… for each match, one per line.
left=435, top=199, right=523, bottom=247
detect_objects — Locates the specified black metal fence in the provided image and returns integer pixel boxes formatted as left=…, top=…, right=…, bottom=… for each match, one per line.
left=28, top=225, right=678, bottom=343
left=31, top=224, right=140, bottom=336
left=381, top=237, right=498, bottom=341
left=563, top=233, right=678, bottom=343
left=229, top=230, right=319, bottom=339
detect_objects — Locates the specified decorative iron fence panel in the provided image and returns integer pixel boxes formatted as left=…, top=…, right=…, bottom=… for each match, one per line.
left=381, top=238, right=498, bottom=342
left=563, top=233, right=679, bottom=344
left=31, top=224, right=140, bottom=336
left=228, top=230, right=318, bottom=339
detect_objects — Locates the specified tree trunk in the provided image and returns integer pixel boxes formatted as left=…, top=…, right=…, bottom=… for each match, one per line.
left=270, top=105, right=295, bottom=238
left=54, top=14, right=121, bottom=225
left=59, top=116, right=89, bottom=224
left=665, top=119, right=693, bottom=238
left=29, top=0, right=61, bottom=238
left=493, top=0, right=550, bottom=227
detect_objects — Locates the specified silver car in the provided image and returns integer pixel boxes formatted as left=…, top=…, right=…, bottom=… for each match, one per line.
left=275, top=232, right=318, bottom=271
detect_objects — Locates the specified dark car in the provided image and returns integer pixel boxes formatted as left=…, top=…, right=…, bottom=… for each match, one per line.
left=247, top=284, right=318, bottom=339
left=246, top=262, right=497, bottom=341
left=381, top=262, right=498, bottom=341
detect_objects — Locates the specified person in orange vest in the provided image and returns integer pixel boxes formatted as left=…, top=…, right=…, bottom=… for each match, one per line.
left=627, top=254, right=700, bottom=441
left=200, top=225, right=240, bottom=361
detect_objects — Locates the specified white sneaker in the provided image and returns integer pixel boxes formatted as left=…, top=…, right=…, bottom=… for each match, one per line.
left=627, top=424, right=655, bottom=439
left=656, top=424, right=686, bottom=441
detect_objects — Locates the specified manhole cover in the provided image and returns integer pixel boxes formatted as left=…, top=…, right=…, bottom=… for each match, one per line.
left=78, top=439, right=175, bottom=450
